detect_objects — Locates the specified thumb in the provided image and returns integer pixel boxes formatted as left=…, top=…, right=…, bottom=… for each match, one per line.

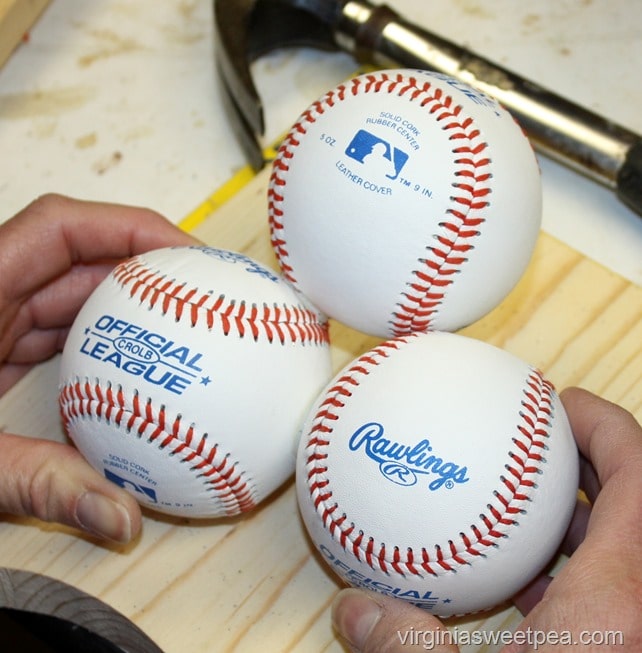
left=332, top=589, right=460, bottom=652
left=0, top=432, right=141, bottom=543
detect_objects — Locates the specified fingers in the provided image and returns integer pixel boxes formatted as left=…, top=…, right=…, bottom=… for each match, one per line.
left=560, top=498, right=590, bottom=555
left=9, top=262, right=119, bottom=332
left=0, top=193, right=200, bottom=305
left=578, top=454, right=601, bottom=504
left=0, top=327, right=69, bottom=368
left=560, top=387, right=642, bottom=545
left=560, top=387, right=642, bottom=486
left=0, top=263, right=115, bottom=373
left=0, top=195, right=203, bottom=387
left=0, top=362, right=39, bottom=395
left=332, top=589, right=459, bottom=652
left=0, top=432, right=141, bottom=543
left=511, top=497, right=590, bottom=616
left=511, top=574, right=553, bottom=616
left=504, top=392, right=642, bottom=653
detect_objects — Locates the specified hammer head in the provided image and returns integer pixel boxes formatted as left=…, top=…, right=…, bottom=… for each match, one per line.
left=214, top=0, right=343, bottom=170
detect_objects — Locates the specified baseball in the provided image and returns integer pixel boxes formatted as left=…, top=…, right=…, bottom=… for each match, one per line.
left=269, top=69, right=542, bottom=338
left=59, top=246, right=332, bottom=518
left=296, top=331, right=578, bottom=616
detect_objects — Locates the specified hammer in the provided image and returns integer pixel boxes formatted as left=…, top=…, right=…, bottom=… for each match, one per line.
left=214, top=0, right=642, bottom=217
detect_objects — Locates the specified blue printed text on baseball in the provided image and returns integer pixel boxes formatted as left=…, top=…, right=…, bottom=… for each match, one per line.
left=78, top=314, right=210, bottom=395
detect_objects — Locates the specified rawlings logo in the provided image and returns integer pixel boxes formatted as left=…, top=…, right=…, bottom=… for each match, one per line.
left=187, top=246, right=279, bottom=282
left=423, top=71, right=501, bottom=115
left=349, top=422, right=469, bottom=490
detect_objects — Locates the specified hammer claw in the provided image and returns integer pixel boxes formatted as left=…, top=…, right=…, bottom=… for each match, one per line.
left=214, top=0, right=642, bottom=216
left=215, top=0, right=340, bottom=167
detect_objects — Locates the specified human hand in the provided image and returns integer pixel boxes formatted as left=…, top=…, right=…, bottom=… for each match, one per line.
left=0, top=194, right=200, bottom=544
left=331, top=387, right=642, bottom=652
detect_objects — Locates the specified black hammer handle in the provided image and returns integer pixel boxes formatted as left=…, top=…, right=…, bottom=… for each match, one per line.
left=332, top=1, right=642, bottom=216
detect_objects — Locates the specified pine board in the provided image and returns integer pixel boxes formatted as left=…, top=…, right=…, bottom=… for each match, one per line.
left=0, top=165, right=640, bottom=652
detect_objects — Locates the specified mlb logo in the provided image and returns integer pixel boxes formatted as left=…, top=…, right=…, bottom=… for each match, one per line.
left=105, top=467, right=158, bottom=503
left=345, top=130, right=409, bottom=180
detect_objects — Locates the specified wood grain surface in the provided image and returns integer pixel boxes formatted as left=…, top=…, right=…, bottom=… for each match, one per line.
left=0, top=165, right=640, bottom=652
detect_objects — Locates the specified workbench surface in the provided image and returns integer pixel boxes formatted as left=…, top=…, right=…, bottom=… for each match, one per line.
left=1, top=0, right=641, bottom=283
left=0, top=2, right=640, bottom=652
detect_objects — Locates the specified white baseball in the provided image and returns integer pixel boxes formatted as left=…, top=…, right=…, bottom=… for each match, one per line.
left=296, top=332, right=578, bottom=616
left=59, top=246, right=332, bottom=518
left=269, top=69, right=542, bottom=338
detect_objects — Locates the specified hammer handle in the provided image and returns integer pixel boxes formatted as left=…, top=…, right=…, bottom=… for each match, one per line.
left=334, top=1, right=642, bottom=215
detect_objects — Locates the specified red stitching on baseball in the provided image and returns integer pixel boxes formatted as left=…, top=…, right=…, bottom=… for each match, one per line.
left=112, top=256, right=329, bottom=346
left=303, top=335, right=554, bottom=578
left=268, top=71, right=492, bottom=334
left=59, top=380, right=257, bottom=515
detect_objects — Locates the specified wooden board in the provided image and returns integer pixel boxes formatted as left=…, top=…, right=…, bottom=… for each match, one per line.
left=0, top=0, right=50, bottom=69
left=0, top=165, right=640, bottom=652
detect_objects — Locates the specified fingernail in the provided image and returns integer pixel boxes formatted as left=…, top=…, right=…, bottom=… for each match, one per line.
left=75, top=492, right=132, bottom=543
left=332, top=589, right=383, bottom=652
